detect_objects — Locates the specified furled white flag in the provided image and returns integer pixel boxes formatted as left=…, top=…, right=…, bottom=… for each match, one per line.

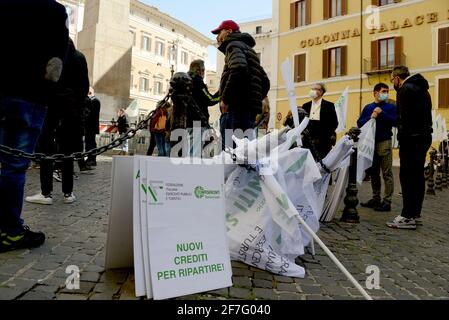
left=442, top=118, right=448, bottom=141
left=357, top=119, right=377, bottom=184
left=335, top=87, right=349, bottom=133
left=281, top=58, right=300, bottom=129
left=125, top=99, right=139, bottom=119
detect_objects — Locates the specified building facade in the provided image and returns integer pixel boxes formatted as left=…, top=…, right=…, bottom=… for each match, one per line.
left=272, top=0, right=449, bottom=131
left=129, top=0, right=211, bottom=120
left=58, top=0, right=212, bottom=121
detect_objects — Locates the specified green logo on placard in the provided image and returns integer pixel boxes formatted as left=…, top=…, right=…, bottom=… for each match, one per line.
left=194, top=186, right=220, bottom=199
left=194, top=186, right=205, bottom=199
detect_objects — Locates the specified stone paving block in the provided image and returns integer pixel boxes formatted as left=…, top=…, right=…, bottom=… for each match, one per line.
left=80, top=271, right=101, bottom=283
left=252, top=272, right=273, bottom=281
left=58, top=281, right=95, bottom=295
left=207, top=288, right=229, bottom=297
left=34, top=285, right=59, bottom=294
left=231, top=268, right=253, bottom=277
left=252, top=288, right=278, bottom=300
left=0, top=288, right=24, bottom=300
left=56, top=293, right=89, bottom=300
left=229, top=287, right=252, bottom=299
left=93, top=282, right=121, bottom=295
left=306, top=295, right=332, bottom=300
left=232, top=276, right=252, bottom=288
left=276, top=283, right=300, bottom=293
left=299, top=285, right=325, bottom=295
left=89, top=293, right=114, bottom=300
left=274, top=275, right=294, bottom=283
left=277, top=292, right=305, bottom=300
left=70, top=253, right=93, bottom=263
left=252, top=279, right=273, bottom=289
left=322, top=286, right=350, bottom=296
left=19, top=290, right=56, bottom=300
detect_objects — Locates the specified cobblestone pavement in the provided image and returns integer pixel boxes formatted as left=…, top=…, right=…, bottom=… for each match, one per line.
left=1, top=156, right=449, bottom=300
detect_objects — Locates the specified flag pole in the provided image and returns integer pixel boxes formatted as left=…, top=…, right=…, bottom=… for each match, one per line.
left=295, top=214, right=373, bottom=300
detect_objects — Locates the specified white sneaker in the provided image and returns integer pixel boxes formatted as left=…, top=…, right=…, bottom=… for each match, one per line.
left=386, top=215, right=416, bottom=230
left=63, top=193, right=76, bottom=204
left=25, top=193, right=53, bottom=205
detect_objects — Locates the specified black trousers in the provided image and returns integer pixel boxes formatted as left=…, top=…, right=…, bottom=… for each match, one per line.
left=399, top=135, right=432, bottom=219
left=146, top=132, right=156, bottom=156
left=38, top=110, right=80, bottom=196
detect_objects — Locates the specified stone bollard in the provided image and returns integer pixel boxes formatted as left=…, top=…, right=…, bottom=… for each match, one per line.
left=426, top=148, right=436, bottom=196
left=341, top=127, right=361, bottom=224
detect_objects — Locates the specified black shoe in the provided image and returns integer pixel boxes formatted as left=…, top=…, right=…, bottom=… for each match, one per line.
left=360, top=199, right=381, bottom=208
left=86, top=160, right=97, bottom=167
left=374, top=202, right=391, bottom=212
left=0, top=226, right=45, bottom=253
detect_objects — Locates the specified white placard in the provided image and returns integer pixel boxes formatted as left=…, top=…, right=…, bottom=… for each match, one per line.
left=145, top=158, right=232, bottom=300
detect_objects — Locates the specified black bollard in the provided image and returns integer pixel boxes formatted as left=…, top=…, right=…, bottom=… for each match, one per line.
left=426, top=148, right=436, bottom=195
left=341, top=127, right=361, bottom=224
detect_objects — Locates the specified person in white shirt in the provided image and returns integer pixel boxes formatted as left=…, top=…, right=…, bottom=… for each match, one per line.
left=302, top=83, right=338, bottom=159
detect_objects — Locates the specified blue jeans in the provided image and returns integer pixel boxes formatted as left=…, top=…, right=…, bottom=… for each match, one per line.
left=220, top=112, right=256, bottom=150
left=154, top=132, right=170, bottom=157
left=0, top=97, right=47, bottom=235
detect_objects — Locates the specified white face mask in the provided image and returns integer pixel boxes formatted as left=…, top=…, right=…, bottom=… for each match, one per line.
left=309, top=90, right=319, bottom=99
left=379, top=93, right=389, bottom=102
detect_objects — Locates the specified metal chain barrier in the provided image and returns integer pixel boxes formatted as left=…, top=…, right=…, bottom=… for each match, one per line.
left=0, top=94, right=170, bottom=162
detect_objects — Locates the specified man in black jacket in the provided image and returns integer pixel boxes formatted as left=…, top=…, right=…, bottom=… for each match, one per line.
left=212, top=20, right=270, bottom=149
left=0, top=0, right=69, bottom=252
left=387, top=66, right=433, bottom=230
left=302, top=83, right=338, bottom=160
left=26, top=40, right=90, bottom=206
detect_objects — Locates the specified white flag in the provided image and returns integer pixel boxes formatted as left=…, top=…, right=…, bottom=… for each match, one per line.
left=335, top=87, right=349, bottom=133
left=125, top=99, right=139, bottom=118
left=357, top=119, right=377, bottom=184
left=442, top=118, right=447, bottom=141
left=281, top=58, right=300, bottom=129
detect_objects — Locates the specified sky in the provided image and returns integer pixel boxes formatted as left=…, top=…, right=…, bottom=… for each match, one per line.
left=141, top=0, right=272, bottom=70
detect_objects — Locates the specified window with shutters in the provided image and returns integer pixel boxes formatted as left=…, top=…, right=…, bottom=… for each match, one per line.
left=323, top=46, right=347, bottom=78
left=141, top=36, right=151, bottom=52
left=379, top=38, right=395, bottom=69
left=370, top=37, right=403, bottom=72
left=290, top=0, right=311, bottom=29
left=155, top=41, right=165, bottom=56
left=181, top=51, right=189, bottom=65
left=324, top=0, right=347, bottom=20
left=439, top=78, right=449, bottom=109
left=294, top=54, right=306, bottom=83
left=438, top=27, right=449, bottom=64
left=154, top=81, right=163, bottom=95
left=139, top=78, right=149, bottom=93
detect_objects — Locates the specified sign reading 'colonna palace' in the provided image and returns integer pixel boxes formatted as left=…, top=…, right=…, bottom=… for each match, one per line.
left=300, top=11, right=447, bottom=48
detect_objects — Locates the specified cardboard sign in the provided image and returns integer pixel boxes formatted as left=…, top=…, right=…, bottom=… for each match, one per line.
left=143, top=158, right=232, bottom=300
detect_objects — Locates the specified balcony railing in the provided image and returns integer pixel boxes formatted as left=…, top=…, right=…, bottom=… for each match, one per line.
left=363, top=54, right=407, bottom=75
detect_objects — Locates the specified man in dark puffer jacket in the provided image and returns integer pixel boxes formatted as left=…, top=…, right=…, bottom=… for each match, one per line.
left=212, top=20, right=270, bottom=149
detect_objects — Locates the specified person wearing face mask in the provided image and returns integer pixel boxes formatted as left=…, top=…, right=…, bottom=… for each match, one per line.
left=357, top=83, right=397, bottom=213
left=211, top=20, right=270, bottom=149
left=302, top=83, right=338, bottom=159
left=386, top=66, right=432, bottom=230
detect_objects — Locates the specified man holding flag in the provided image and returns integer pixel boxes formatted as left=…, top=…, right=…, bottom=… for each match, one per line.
left=358, top=83, right=397, bottom=212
